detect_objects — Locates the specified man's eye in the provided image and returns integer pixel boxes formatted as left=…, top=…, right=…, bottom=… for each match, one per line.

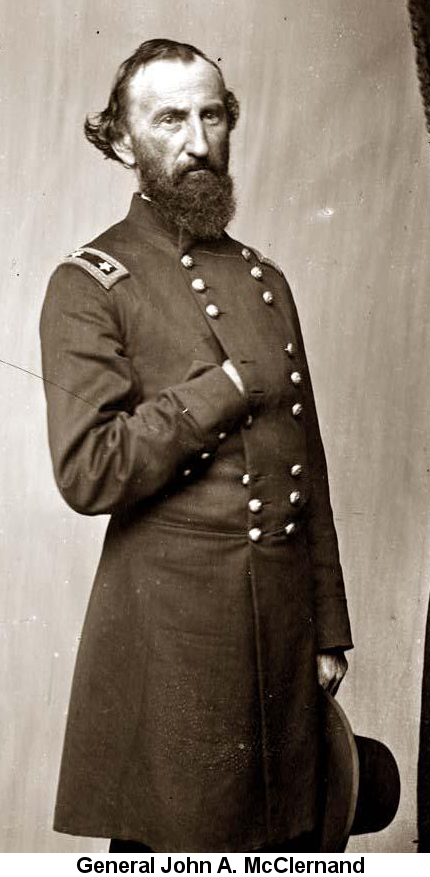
left=203, top=109, right=222, bottom=123
left=159, top=113, right=182, bottom=126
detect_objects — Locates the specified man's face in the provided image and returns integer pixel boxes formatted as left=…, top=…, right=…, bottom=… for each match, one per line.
left=126, top=56, right=229, bottom=179
left=117, top=56, right=235, bottom=238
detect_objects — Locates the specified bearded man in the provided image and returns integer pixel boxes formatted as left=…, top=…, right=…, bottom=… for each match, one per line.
left=40, top=39, right=353, bottom=853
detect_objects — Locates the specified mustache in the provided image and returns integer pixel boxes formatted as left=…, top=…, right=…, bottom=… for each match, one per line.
left=174, top=159, right=220, bottom=181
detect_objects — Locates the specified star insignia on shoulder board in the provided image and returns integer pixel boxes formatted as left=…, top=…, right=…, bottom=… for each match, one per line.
left=59, top=247, right=130, bottom=290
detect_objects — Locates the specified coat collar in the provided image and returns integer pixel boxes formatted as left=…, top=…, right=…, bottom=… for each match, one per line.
left=125, top=192, right=234, bottom=257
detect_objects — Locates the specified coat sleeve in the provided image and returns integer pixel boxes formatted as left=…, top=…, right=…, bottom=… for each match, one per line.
left=287, top=284, right=353, bottom=652
left=40, top=265, right=249, bottom=516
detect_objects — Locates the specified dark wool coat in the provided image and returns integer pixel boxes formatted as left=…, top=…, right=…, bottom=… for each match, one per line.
left=40, top=194, right=353, bottom=853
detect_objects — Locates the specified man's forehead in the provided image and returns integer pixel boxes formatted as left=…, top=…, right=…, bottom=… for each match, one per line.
left=127, top=56, right=224, bottom=109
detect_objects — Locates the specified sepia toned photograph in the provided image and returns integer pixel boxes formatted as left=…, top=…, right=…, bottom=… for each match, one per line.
left=1, top=0, right=430, bottom=856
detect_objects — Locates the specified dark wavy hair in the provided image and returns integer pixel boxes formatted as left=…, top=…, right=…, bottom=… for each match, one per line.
left=84, top=39, right=240, bottom=164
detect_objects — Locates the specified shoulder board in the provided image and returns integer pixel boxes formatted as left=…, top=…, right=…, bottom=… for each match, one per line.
left=59, top=247, right=130, bottom=290
left=250, top=247, right=284, bottom=278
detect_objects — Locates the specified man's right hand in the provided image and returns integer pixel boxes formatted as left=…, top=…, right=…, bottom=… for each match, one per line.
left=222, top=359, right=245, bottom=396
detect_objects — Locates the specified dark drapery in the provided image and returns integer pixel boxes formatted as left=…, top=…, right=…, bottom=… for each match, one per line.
left=408, top=0, right=430, bottom=853
left=418, top=595, right=430, bottom=850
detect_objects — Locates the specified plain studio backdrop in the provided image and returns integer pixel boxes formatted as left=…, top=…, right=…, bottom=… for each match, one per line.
left=1, top=0, right=429, bottom=853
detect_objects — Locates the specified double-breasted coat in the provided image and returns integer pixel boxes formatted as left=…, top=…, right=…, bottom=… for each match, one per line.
left=40, top=194, right=353, bottom=852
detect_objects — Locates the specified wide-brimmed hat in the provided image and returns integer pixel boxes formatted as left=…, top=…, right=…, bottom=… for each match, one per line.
left=318, top=689, right=401, bottom=852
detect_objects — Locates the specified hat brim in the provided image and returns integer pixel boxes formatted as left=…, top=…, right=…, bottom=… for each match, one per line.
left=317, top=690, right=401, bottom=851
left=318, top=689, right=360, bottom=853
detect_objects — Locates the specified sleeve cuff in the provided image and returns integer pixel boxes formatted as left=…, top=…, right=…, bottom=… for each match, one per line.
left=171, top=363, right=249, bottom=445
left=315, top=597, right=353, bottom=651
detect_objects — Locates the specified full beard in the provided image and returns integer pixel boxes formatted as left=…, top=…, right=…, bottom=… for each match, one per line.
left=134, top=146, right=236, bottom=240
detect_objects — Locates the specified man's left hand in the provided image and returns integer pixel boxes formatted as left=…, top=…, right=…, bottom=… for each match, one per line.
left=316, top=651, right=348, bottom=696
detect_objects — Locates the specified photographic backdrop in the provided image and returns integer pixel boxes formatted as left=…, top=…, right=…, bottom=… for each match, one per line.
left=1, top=0, right=429, bottom=852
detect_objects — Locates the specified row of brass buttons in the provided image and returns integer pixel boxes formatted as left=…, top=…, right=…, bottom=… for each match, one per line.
left=247, top=490, right=301, bottom=513
left=245, top=328, right=305, bottom=542
left=248, top=522, right=298, bottom=542
left=248, top=252, right=276, bottom=307
left=180, top=250, right=303, bottom=542
left=181, top=250, right=276, bottom=315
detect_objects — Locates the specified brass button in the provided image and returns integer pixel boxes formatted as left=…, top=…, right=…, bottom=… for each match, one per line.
left=218, top=432, right=227, bottom=441
left=242, top=247, right=252, bottom=261
left=183, top=469, right=192, bottom=477
left=285, top=342, right=295, bottom=356
left=262, top=291, right=274, bottom=305
left=181, top=255, right=194, bottom=269
left=251, top=266, right=263, bottom=280
left=192, top=278, right=206, bottom=292
left=290, top=491, right=301, bottom=505
left=249, top=527, right=262, bottom=542
left=206, top=304, right=220, bottom=319
left=242, top=473, right=250, bottom=486
left=292, top=403, right=303, bottom=417
left=291, top=464, right=302, bottom=477
left=285, top=523, right=297, bottom=536
left=245, top=414, right=253, bottom=427
left=291, top=371, right=302, bottom=385
left=201, top=451, right=211, bottom=460
left=248, top=498, right=262, bottom=513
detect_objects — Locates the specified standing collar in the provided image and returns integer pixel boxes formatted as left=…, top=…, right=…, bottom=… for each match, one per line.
left=125, top=192, right=231, bottom=257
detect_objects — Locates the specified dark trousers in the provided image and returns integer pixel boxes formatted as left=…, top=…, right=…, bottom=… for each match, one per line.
left=109, top=833, right=317, bottom=853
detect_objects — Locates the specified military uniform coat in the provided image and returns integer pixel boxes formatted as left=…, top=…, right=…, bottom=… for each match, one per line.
left=40, top=194, right=353, bottom=852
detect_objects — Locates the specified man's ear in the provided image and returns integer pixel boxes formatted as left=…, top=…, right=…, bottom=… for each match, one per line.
left=112, top=133, right=136, bottom=168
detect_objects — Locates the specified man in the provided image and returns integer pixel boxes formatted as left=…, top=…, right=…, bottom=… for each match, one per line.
left=40, top=39, right=353, bottom=853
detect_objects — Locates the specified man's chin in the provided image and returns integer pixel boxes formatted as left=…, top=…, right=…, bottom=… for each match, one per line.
left=138, top=162, right=235, bottom=238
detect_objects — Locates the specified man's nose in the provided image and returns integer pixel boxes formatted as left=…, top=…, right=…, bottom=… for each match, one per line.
left=185, top=118, right=209, bottom=158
